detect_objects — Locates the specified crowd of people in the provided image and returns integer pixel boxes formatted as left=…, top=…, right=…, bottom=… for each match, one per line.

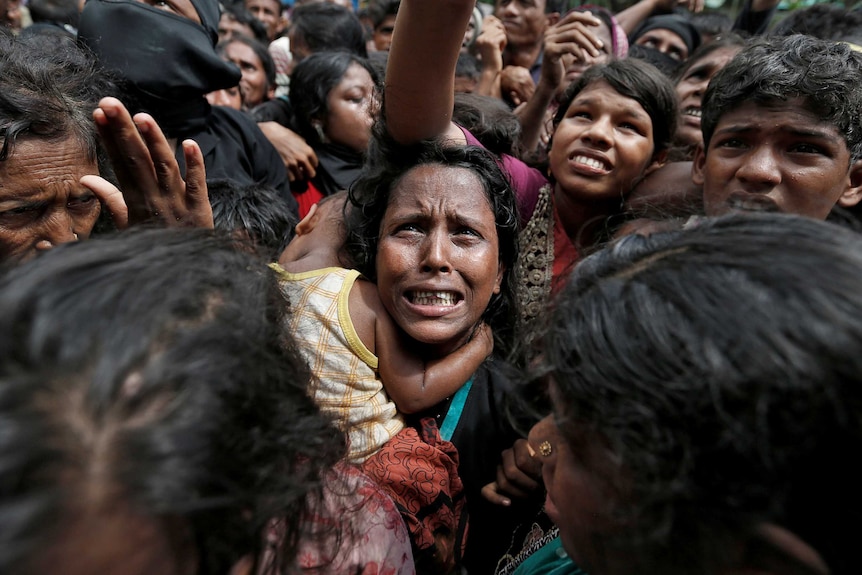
left=2, top=0, right=862, bottom=574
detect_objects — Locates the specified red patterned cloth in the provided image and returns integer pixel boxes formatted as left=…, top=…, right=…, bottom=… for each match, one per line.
left=361, top=418, right=467, bottom=575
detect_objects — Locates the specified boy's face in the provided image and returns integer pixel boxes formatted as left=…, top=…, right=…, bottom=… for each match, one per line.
left=694, top=99, right=862, bottom=219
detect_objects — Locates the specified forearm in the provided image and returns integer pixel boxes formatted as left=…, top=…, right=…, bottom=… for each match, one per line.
left=516, top=80, right=556, bottom=154
left=615, top=0, right=660, bottom=35
left=385, top=0, right=475, bottom=143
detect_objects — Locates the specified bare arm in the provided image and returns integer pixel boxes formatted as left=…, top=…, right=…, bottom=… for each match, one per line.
left=615, top=0, right=704, bottom=36
left=385, top=0, right=474, bottom=145
left=257, top=121, right=318, bottom=182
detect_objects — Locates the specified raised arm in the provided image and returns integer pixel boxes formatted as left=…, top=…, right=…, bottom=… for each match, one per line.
left=385, top=0, right=474, bottom=144
left=615, top=0, right=704, bottom=35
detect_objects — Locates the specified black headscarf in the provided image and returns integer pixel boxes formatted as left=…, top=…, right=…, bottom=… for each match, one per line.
left=629, top=14, right=702, bottom=59
left=78, top=0, right=241, bottom=137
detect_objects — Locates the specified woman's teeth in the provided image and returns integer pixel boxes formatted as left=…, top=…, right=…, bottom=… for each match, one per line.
left=411, top=291, right=456, bottom=306
left=573, top=155, right=606, bottom=170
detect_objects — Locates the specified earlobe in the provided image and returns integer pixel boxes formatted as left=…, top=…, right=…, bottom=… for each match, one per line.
left=494, top=264, right=505, bottom=295
left=643, top=150, right=669, bottom=177
left=837, top=159, right=862, bottom=208
left=691, top=144, right=707, bottom=186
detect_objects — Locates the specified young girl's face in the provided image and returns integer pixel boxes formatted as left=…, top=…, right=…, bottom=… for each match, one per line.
left=549, top=80, right=658, bottom=205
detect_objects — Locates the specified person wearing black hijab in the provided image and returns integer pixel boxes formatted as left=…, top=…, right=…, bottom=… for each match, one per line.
left=78, top=0, right=298, bottom=216
left=629, top=13, right=701, bottom=63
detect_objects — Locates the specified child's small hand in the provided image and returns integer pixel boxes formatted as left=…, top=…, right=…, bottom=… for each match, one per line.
left=481, top=438, right=543, bottom=506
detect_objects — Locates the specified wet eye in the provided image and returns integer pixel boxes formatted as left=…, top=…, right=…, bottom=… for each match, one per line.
left=715, top=137, right=746, bottom=150
left=790, top=142, right=826, bottom=155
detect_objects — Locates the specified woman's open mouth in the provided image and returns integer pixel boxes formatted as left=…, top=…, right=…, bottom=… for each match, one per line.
left=409, top=290, right=460, bottom=307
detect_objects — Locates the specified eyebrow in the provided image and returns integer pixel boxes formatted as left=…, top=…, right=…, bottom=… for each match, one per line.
left=714, top=124, right=837, bottom=140
left=574, top=96, right=650, bottom=121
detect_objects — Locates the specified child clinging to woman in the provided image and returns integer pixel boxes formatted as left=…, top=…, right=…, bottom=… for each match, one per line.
left=272, top=191, right=492, bottom=572
left=274, top=191, right=492, bottom=462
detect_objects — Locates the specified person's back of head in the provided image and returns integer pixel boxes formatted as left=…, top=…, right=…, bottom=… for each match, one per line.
left=770, top=3, right=862, bottom=44
left=208, top=178, right=297, bottom=259
left=540, top=212, right=862, bottom=575
left=0, top=228, right=345, bottom=575
left=289, top=2, right=367, bottom=60
left=701, top=34, right=862, bottom=163
left=452, top=92, right=522, bottom=157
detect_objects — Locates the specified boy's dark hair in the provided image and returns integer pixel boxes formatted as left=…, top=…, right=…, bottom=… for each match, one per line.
left=542, top=213, right=862, bottom=575
left=553, top=57, right=679, bottom=159
left=455, top=51, right=481, bottom=82
left=208, top=179, right=297, bottom=260
left=289, top=3, right=367, bottom=58
left=672, top=33, right=747, bottom=85
left=701, top=35, right=862, bottom=162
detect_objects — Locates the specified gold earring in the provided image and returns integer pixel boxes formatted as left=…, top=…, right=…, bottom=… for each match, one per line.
left=539, top=441, right=552, bottom=457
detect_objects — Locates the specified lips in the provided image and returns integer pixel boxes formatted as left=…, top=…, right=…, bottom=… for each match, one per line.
left=569, top=151, right=611, bottom=175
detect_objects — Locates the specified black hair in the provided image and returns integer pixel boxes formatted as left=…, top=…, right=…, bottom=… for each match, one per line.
left=0, top=33, right=114, bottom=163
left=701, top=35, right=862, bottom=162
left=771, top=3, right=862, bottom=45
left=216, top=34, right=276, bottom=93
left=452, top=92, right=522, bottom=157
left=552, top=57, right=678, bottom=160
left=26, top=0, right=79, bottom=27
left=345, top=137, right=520, bottom=356
left=626, top=43, right=681, bottom=77
left=368, top=0, right=399, bottom=29
left=219, top=2, right=269, bottom=44
left=289, top=50, right=378, bottom=146
left=539, top=213, right=862, bottom=575
left=455, top=51, right=481, bottom=83
left=0, top=228, right=346, bottom=574
left=208, top=179, right=297, bottom=260
left=289, top=3, right=367, bottom=58
left=672, top=33, right=747, bottom=84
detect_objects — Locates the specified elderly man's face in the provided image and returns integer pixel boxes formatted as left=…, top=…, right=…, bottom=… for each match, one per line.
left=0, top=137, right=100, bottom=263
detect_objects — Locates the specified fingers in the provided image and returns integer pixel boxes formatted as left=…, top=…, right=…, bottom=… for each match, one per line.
left=181, top=140, right=214, bottom=229
left=81, top=174, right=129, bottom=230
left=491, top=440, right=543, bottom=502
left=481, top=482, right=512, bottom=507
left=134, top=112, right=184, bottom=199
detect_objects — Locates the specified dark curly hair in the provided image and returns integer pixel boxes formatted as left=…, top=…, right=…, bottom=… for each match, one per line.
left=345, top=136, right=520, bottom=357
left=0, top=228, right=346, bottom=574
left=538, top=213, right=862, bottom=575
left=701, top=34, right=862, bottom=162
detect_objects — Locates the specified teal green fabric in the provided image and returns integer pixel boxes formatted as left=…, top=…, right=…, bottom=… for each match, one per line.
left=512, top=537, right=585, bottom=575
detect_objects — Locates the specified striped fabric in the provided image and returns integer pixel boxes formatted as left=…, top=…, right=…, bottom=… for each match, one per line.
left=273, top=265, right=405, bottom=462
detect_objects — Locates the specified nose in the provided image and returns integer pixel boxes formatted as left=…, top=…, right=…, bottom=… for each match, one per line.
left=35, top=211, right=78, bottom=253
left=736, top=145, right=782, bottom=190
left=420, top=229, right=452, bottom=273
left=582, top=115, right=613, bottom=149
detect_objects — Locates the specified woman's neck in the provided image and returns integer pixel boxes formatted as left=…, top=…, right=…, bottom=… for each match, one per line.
left=553, top=184, right=620, bottom=248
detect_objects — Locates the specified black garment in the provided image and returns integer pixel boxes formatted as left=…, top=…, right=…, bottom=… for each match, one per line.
left=311, top=143, right=365, bottom=198
left=416, top=359, right=542, bottom=575
left=733, top=0, right=778, bottom=37
left=177, top=106, right=297, bottom=216
left=79, top=0, right=297, bottom=217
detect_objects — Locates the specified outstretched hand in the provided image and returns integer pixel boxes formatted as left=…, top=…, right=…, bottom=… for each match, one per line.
left=541, top=10, right=604, bottom=89
left=81, top=97, right=213, bottom=230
